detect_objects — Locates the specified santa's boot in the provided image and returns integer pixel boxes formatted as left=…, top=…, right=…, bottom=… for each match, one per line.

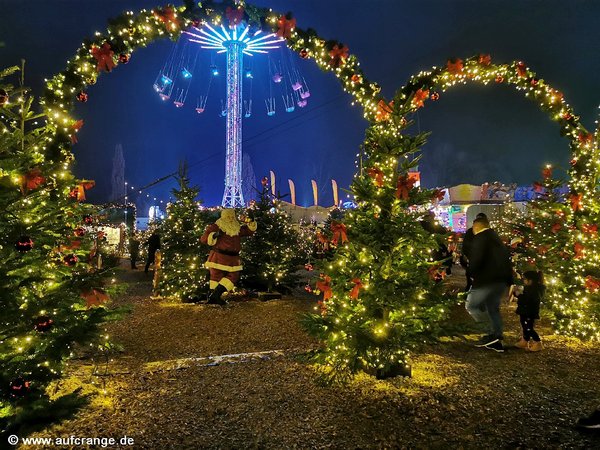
left=207, top=284, right=228, bottom=306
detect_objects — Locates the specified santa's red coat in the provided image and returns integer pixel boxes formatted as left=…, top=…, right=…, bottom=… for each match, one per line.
left=200, top=223, right=255, bottom=271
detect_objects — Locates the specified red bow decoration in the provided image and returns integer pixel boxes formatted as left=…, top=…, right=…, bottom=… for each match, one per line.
left=316, top=232, right=330, bottom=251
left=570, top=193, right=583, bottom=212
left=412, top=88, right=429, bottom=109
left=585, top=276, right=600, bottom=293
left=69, top=180, right=96, bottom=201
left=427, top=265, right=445, bottom=282
left=60, top=239, right=81, bottom=252
left=574, top=242, right=585, bottom=260
left=516, top=61, right=527, bottom=77
left=582, top=223, right=598, bottom=235
left=375, top=99, right=394, bottom=122
left=551, top=222, right=562, bottom=234
left=432, top=189, right=445, bottom=202
left=542, top=167, right=552, bottom=179
left=154, top=6, right=179, bottom=30
left=329, top=44, right=349, bottom=68
left=21, top=168, right=45, bottom=194
left=330, top=221, right=348, bottom=246
left=81, top=288, right=110, bottom=308
left=349, top=278, right=363, bottom=299
left=578, top=132, right=593, bottom=145
left=367, top=167, right=384, bottom=187
left=70, top=119, right=84, bottom=144
left=478, top=54, right=491, bottom=65
left=533, top=182, right=544, bottom=193
left=276, top=15, right=296, bottom=39
left=446, top=58, right=463, bottom=75
left=225, top=6, right=245, bottom=28
left=315, top=275, right=332, bottom=300
left=395, top=174, right=416, bottom=200
left=91, top=43, right=116, bottom=73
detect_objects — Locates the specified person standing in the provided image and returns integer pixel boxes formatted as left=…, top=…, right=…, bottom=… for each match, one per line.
left=514, top=270, right=545, bottom=352
left=460, top=212, right=488, bottom=292
left=200, top=209, right=257, bottom=305
left=129, top=234, right=140, bottom=269
left=144, top=230, right=161, bottom=274
left=465, top=216, right=513, bottom=352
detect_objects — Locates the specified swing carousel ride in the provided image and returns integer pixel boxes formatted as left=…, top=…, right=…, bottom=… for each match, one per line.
left=153, top=21, right=311, bottom=207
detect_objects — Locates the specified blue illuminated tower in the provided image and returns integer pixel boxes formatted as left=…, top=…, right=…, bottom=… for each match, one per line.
left=185, top=23, right=282, bottom=207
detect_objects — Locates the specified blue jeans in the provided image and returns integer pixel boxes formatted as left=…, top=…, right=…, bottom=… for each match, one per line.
left=466, top=282, right=507, bottom=340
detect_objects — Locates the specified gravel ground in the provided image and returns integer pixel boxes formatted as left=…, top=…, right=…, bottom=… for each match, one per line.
left=22, top=265, right=600, bottom=449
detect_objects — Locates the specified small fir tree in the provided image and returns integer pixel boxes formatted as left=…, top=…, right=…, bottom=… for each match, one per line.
left=0, top=65, right=114, bottom=431
left=240, top=182, right=312, bottom=292
left=157, top=165, right=212, bottom=301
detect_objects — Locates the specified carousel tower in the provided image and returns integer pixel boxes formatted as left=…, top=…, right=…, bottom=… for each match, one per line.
left=186, top=23, right=282, bottom=207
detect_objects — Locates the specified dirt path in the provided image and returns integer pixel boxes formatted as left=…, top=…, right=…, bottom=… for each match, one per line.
left=25, top=265, right=600, bottom=449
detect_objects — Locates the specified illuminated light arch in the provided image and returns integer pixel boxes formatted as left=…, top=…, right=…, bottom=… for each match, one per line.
left=40, top=3, right=599, bottom=359
left=366, top=55, right=600, bottom=340
left=40, top=1, right=383, bottom=174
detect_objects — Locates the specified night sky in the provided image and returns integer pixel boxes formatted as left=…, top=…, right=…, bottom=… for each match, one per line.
left=1, top=0, right=599, bottom=208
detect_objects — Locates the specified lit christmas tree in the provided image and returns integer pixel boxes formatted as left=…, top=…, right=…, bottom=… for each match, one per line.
left=302, top=96, right=453, bottom=382
left=0, top=64, right=113, bottom=430
left=156, top=164, right=213, bottom=302
left=240, top=180, right=312, bottom=292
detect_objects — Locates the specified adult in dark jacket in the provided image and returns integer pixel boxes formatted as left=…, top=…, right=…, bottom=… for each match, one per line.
left=460, top=212, right=487, bottom=291
left=144, top=231, right=161, bottom=274
left=465, top=216, right=513, bottom=352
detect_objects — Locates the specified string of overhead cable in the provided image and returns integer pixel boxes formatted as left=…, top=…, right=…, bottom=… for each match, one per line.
left=117, top=94, right=349, bottom=202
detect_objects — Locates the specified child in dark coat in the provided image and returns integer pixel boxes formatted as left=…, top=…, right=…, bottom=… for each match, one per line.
left=514, top=270, right=545, bottom=352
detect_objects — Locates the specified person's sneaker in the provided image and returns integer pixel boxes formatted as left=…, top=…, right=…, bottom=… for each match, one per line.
left=576, top=409, right=600, bottom=430
left=528, top=340, right=543, bottom=352
left=514, top=338, right=529, bottom=349
left=484, top=340, right=505, bottom=352
left=475, top=335, right=499, bottom=347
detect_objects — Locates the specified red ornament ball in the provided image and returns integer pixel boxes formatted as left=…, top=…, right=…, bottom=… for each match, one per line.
left=15, top=236, right=34, bottom=252
left=118, top=53, right=130, bottom=64
left=83, top=215, right=94, bottom=225
left=0, top=88, right=8, bottom=106
left=299, top=49, right=309, bottom=59
left=34, top=315, right=54, bottom=332
left=9, top=378, right=31, bottom=398
left=495, top=75, right=504, bottom=83
left=304, top=263, right=314, bottom=271
left=304, top=284, right=312, bottom=293
left=74, top=227, right=86, bottom=237
left=530, top=78, right=539, bottom=86
left=192, top=19, right=201, bottom=27
left=63, top=254, right=78, bottom=266
left=76, top=91, right=88, bottom=102
left=261, top=177, right=269, bottom=186
left=430, top=92, right=440, bottom=101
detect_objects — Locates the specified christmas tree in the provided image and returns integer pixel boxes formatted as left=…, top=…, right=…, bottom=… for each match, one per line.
left=240, top=180, right=312, bottom=292
left=156, top=164, right=213, bottom=302
left=302, top=96, right=453, bottom=382
left=0, top=64, right=114, bottom=431
left=497, top=160, right=600, bottom=339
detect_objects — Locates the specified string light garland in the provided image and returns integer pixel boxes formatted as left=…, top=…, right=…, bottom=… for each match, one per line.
left=23, top=1, right=600, bottom=387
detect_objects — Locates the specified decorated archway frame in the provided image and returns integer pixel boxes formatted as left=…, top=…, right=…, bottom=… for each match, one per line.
left=367, top=54, right=600, bottom=340
left=39, top=1, right=600, bottom=376
left=40, top=1, right=385, bottom=169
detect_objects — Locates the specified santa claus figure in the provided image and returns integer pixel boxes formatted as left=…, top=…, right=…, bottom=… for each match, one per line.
left=200, top=209, right=257, bottom=305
